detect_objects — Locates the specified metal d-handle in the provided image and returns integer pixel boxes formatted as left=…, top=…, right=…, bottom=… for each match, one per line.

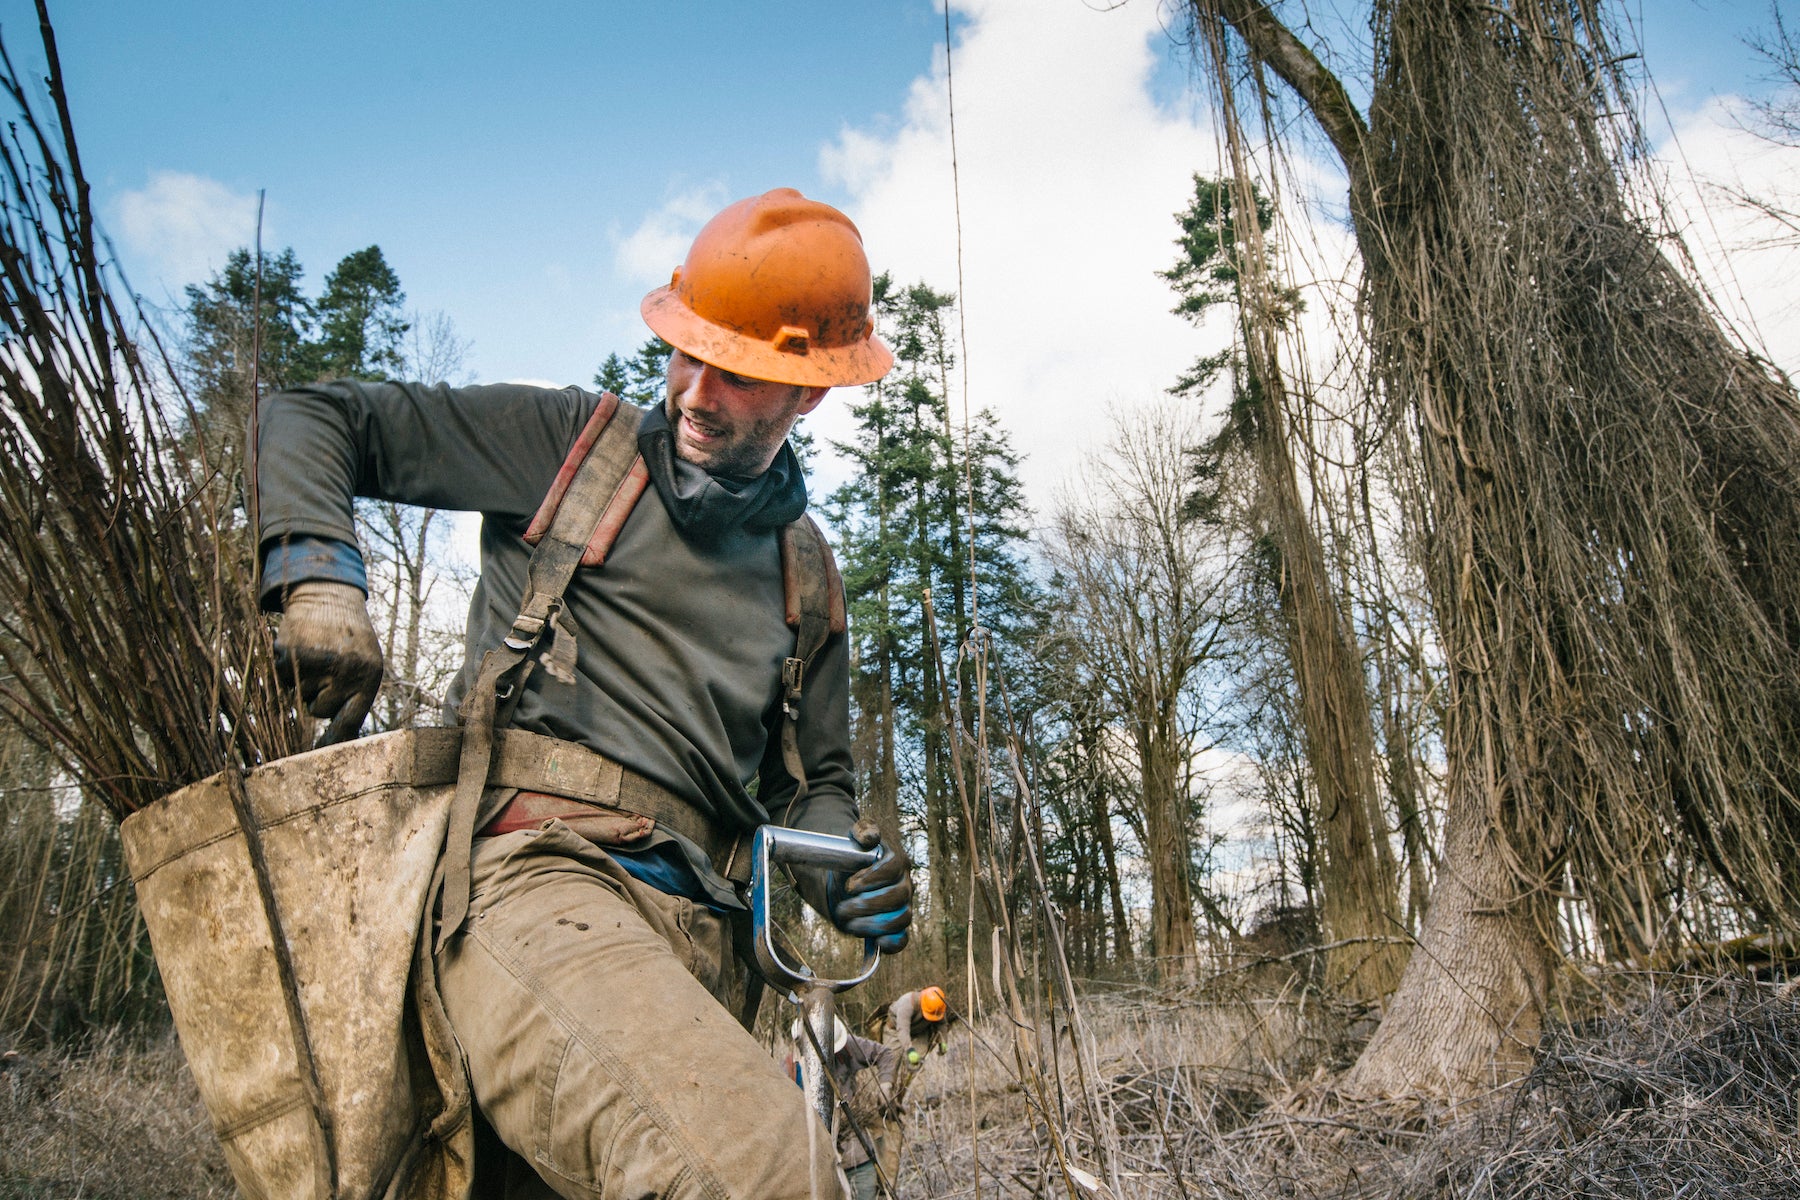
left=748, top=825, right=882, bottom=994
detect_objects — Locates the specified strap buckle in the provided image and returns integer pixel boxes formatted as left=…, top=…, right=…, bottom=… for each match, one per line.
left=503, top=616, right=544, bottom=652
left=503, top=594, right=567, bottom=652
left=780, top=656, right=804, bottom=719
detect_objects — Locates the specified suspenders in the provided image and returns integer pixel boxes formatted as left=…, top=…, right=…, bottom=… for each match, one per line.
left=434, top=394, right=844, bottom=949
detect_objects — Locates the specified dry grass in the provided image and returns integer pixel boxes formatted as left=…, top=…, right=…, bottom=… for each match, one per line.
left=0, top=971, right=1793, bottom=1198
left=889, top=972, right=1800, bottom=1199
left=0, top=1031, right=231, bottom=1200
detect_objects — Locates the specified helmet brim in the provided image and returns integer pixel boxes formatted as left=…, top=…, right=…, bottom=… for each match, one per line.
left=642, top=286, right=894, bottom=389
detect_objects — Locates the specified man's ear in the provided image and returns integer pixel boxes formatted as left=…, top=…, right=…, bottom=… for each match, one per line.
left=796, top=386, right=831, bottom=416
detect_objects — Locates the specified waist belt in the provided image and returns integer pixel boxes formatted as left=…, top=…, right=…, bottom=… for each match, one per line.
left=481, top=729, right=751, bottom=885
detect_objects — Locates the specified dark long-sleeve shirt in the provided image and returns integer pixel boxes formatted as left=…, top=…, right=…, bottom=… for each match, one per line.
left=255, top=380, right=857, bottom=907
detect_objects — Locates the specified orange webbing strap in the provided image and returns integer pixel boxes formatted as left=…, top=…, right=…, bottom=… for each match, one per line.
left=777, top=515, right=847, bottom=805
left=435, top=396, right=649, bottom=952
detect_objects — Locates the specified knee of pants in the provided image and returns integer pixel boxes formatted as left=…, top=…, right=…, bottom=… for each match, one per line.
left=481, top=1020, right=838, bottom=1200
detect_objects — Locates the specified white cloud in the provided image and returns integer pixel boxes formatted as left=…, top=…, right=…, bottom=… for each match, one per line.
left=818, top=0, right=1227, bottom=509
left=613, top=183, right=731, bottom=285
left=111, top=170, right=261, bottom=294
left=1651, top=95, right=1800, bottom=379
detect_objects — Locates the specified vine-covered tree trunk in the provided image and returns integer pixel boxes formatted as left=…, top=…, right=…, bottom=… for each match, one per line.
left=1252, top=389, right=1407, bottom=1000
left=1171, top=153, right=1410, bottom=999
left=1197, top=0, right=1800, bottom=1093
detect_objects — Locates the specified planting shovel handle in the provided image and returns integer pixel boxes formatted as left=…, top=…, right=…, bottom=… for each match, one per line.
left=749, top=825, right=881, bottom=994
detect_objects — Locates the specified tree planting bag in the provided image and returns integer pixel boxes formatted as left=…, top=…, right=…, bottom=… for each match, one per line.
left=120, top=727, right=474, bottom=1200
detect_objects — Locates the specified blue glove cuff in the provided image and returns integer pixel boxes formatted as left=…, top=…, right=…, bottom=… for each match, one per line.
left=260, top=535, right=368, bottom=611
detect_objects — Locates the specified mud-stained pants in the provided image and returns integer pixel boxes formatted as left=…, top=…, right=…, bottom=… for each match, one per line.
left=434, top=821, right=844, bottom=1200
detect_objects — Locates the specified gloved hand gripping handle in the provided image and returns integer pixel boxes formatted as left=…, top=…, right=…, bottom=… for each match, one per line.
left=749, top=825, right=882, bottom=995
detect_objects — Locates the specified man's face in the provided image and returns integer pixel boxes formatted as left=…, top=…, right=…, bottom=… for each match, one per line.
left=663, top=347, right=827, bottom=477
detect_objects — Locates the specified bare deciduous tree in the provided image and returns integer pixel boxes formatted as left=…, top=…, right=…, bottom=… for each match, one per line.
left=1044, top=401, right=1235, bottom=977
left=358, top=309, right=477, bottom=732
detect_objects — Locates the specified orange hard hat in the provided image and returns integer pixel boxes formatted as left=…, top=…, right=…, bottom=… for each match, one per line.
left=640, top=188, right=893, bottom=389
left=919, top=986, right=948, bottom=1022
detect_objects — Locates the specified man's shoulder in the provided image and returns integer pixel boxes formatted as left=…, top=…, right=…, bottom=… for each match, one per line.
left=456, top=381, right=610, bottom=411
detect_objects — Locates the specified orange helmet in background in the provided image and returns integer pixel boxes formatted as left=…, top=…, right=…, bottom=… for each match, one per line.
left=919, top=986, right=948, bottom=1023
left=640, top=188, right=893, bottom=389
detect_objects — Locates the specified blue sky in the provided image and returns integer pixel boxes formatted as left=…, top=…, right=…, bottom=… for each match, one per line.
left=4, top=0, right=1794, bottom=503
left=12, top=2, right=965, bottom=384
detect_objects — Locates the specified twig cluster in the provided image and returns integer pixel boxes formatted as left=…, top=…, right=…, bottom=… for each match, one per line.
left=0, top=11, right=300, bottom=818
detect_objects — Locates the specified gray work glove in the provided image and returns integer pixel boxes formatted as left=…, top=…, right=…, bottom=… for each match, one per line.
left=792, top=817, right=914, bottom=954
left=274, top=580, right=383, bottom=747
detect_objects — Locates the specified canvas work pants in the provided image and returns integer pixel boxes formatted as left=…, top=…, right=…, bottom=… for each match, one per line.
left=434, top=821, right=843, bottom=1200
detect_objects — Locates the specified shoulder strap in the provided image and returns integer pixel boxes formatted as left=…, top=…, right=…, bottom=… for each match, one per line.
left=521, top=395, right=650, bottom=569
left=776, top=515, right=846, bottom=804
left=435, top=393, right=645, bottom=950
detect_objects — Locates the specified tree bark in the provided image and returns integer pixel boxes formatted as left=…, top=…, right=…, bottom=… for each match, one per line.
left=1139, top=708, right=1199, bottom=976
left=1344, top=765, right=1552, bottom=1093
left=1196, top=0, right=1553, bottom=1089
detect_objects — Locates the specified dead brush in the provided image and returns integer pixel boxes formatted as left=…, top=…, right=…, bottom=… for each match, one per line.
left=883, top=972, right=1800, bottom=1199
left=892, top=983, right=1348, bottom=1198
left=1364, top=973, right=1800, bottom=1200
left=0, top=1029, right=233, bottom=1199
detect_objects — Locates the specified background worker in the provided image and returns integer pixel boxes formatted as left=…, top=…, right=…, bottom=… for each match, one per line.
left=789, top=1017, right=901, bottom=1200
left=256, top=188, right=913, bottom=1199
left=885, top=984, right=952, bottom=1068
left=857, top=984, right=953, bottom=1185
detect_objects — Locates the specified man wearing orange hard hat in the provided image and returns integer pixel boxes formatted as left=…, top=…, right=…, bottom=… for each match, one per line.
left=887, top=984, right=952, bottom=1068
left=857, top=985, right=954, bottom=1186
left=255, top=188, right=911, bottom=1198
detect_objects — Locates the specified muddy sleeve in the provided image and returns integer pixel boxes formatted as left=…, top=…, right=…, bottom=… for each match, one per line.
left=255, top=380, right=597, bottom=552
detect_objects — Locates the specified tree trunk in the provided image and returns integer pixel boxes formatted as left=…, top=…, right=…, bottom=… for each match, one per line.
left=1093, top=779, right=1132, bottom=965
left=1138, top=713, right=1198, bottom=977
left=862, top=638, right=906, bottom=1004
left=1202, top=0, right=1556, bottom=1087
left=1190, top=4, right=1409, bottom=1004
left=1344, top=763, right=1552, bottom=1093
left=1253, top=368, right=1407, bottom=999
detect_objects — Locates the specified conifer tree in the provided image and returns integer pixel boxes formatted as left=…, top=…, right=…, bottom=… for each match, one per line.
left=181, top=246, right=313, bottom=453
left=594, top=336, right=673, bottom=407
left=300, top=245, right=409, bottom=382
left=828, top=274, right=1040, bottom=968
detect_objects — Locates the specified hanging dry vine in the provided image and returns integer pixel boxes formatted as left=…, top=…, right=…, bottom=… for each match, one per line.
left=1352, top=0, right=1800, bottom=949
left=1188, top=0, right=1800, bottom=1091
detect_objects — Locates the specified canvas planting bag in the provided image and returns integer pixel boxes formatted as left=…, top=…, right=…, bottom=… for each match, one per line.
left=121, top=728, right=474, bottom=1200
